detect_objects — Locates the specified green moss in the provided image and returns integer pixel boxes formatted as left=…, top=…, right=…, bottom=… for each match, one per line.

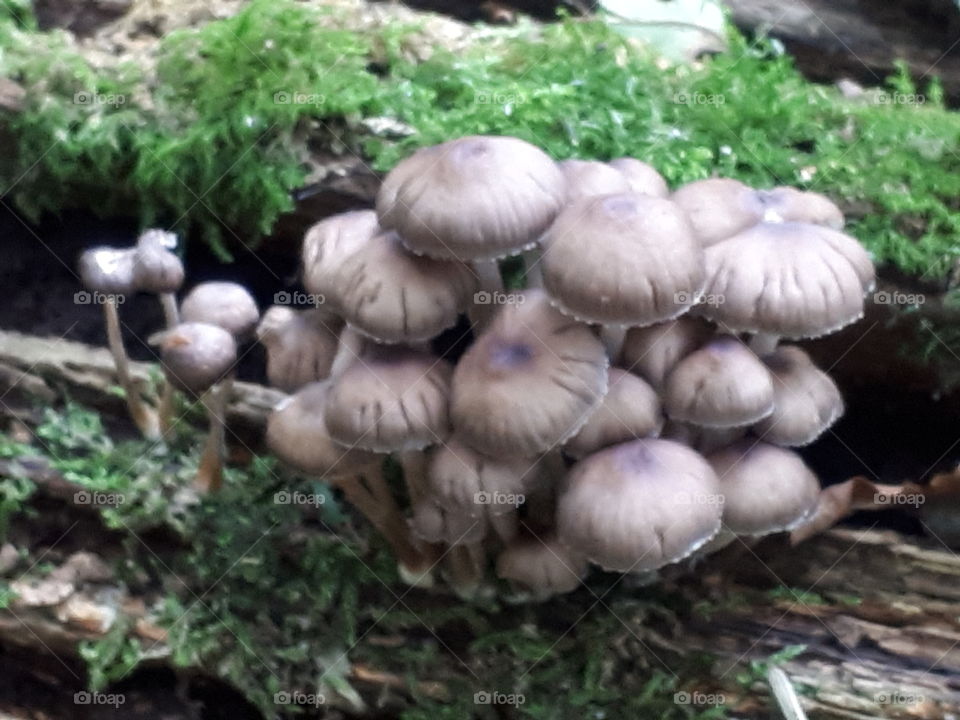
left=3, top=1, right=960, bottom=275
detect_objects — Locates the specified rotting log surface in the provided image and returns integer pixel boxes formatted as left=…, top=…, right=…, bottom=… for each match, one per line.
left=1, top=330, right=960, bottom=718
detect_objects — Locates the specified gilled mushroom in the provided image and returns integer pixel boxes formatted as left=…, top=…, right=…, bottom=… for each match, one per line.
left=256, top=306, right=343, bottom=392
left=558, top=159, right=631, bottom=201
left=451, top=289, right=608, bottom=457
left=556, top=439, right=722, bottom=572
left=753, top=346, right=844, bottom=446
left=619, top=316, right=712, bottom=388
left=78, top=245, right=160, bottom=439
left=608, top=157, right=669, bottom=198
left=158, top=322, right=237, bottom=492
left=408, top=497, right=484, bottom=596
left=496, top=532, right=588, bottom=601
left=180, top=281, right=259, bottom=340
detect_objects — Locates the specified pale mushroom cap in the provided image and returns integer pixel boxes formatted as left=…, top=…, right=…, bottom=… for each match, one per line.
left=256, top=307, right=344, bottom=392
left=760, top=187, right=844, bottom=229
left=753, top=345, right=844, bottom=446
left=324, top=347, right=453, bottom=452
left=663, top=336, right=774, bottom=427
left=558, top=159, right=631, bottom=201
left=496, top=534, right=588, bottom=598
left=451, top=289, right=608, bottom=457
left=329, top=230, right=478, bottom=343
left=302, top=210, right=380, bottom=299
left=266, top=381, right=378, bottom=477
left=428, top=437, right=534, bottom=517
left=376, top=135, right=566, bottom=260
left=707, top=440, right=820, bottom=535
left=78, top=247, right=137, bottom=296
left=541, top=193, right=704, bottom=325
left=671, top=178, right=760, bottom=247
left=409, top=498, right=486, bottom=546
left=556, top=439, right=722, bottom=573
left=608, top=158, right=669, bottom=197
left=695, top=222, right=875, bottom=338
left=662, top=421, right=747, bottom=455
left=180, top=281, right=259, bottom=338
left=132, top=230, right=184, bottom=294
left=619, top=316, right=712, bottom=390
left=160, top=322, right=236, bottom=395
left=565, top=368, right=664, bottom=458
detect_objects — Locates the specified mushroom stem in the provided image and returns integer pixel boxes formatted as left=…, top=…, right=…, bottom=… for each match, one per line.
left=468, top=259, right=504, bottom=328
left=102, top=297, right=160, bottom=439
left=444, top=543, right=485, bottom=599
left=399, top=451, right=429, bottom=505
left=522, top=248, right=544, bottom=288
left=599, top=325, right=627, bottom=362
left=329, top=326, right=366, bottom=377
left=749, top=332, right=780, bottom=355
left=194, top=375, right=231, bottom=493
left=157, top=293, right=180, bottom=435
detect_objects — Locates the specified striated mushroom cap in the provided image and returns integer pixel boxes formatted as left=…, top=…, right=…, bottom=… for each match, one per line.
left=496, top=533, right=587, bottom=599
left=302, top=210, right=381, bottom=300
left=619, top=316, right=712, bottom=390
left=608, top=157, right=669, bottom=197
left=428, top=437, right=534, bottom=517
left=409, top=498, right=486, bottom=547
left=132, top=230, right=184, bottom=294
left=256, top=307, right=343, bottom=392
left=181, top=281, right=259, bottom=339
left=159, top=322, right=236, bottom=395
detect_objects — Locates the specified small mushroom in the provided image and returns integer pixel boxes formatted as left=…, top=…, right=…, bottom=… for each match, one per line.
left=301, top=210, right=381, bottom=304
left=608, top=157, right=669, bottom=197
left=558, top=159, right=631, bottom=202
left=619, top=316, right=712, bottom=389
left=180, top=281, right=259, bottom=339
left=256, top=306, right=343, bottom=392
left=556, top=439, right=722, bottom=573
left=496, top=533, right=588, bottom=601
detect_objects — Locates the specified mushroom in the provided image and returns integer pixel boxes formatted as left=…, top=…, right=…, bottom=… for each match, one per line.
left=540, top=192, right=704, bottom=356
left=78, top=246, right=160, bottom=439
left=558, top=159, right=631, bottom=201
left=267, top=381, right=433, bottom=583
left=564, top=368, right=663, bottom=459
left=608, top=157, right=669, bottom=197
left=256, top=306, right=343, bottom=392
left=693, top=221, right=875, bottom=353
left=180, top=281, right=259, bottom=339
left=408, top=498, right=485, bottom=596
left=556, top=439, right=722, bottom=573
left=618, top=316, right=712, bottom=388
left=753, top=346, right=844, bottom=447
left=496, top=532, right=588, bottom=601
left=158, top=322, right=237, bottom=492
left=451, top=289, right=608, bottom=457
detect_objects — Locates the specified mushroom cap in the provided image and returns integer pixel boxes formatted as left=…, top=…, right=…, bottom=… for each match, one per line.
left=329, top=230, right=479, bottom=343
left=619, top=316, right=712, bottom=390
left=753, top=346, right=844, bottom=446
left=496, top=534, right=587, bottom=599
left=694, top=222, right=875, bottom=338
left=256, top=306, right=344, bottom=392
left=78, top=247, right=137, bottom=296
left=159, top=322, right=237, bottom=395
left=558, top=159, right=631, bottom=201
left=608, top=158, right=669, bottom=197
left=324, top=347, right=453, bottom=452
left=180, top=281, right=260, bottom=338
left=541, top=193, right=704, bottom=325
left=663, top=336, right=774, bottom=427
left=556, top=439, right=722, bottom=573
left=428, top=437, right=534, bottom=517
left=266, top=381, right=379, bottom=477
left=132, top=230, right=184, bottom=294
left=376, top=135, right=566, bottom=260
left=302, top=210, right=380, bottom=299
left=707, top=440, right=820, bottom=535
left=662, top=421, right=747, bottom=455
left=565, top=368, right=663, bottom=459
left=451, top=288, right=608, bottom=457
left=760, top=187, right=844, bottom=229
left=409, top=498, right=486, bottom=546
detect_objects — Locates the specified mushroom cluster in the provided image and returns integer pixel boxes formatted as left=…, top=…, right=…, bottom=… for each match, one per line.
left=263, top=134, right=876, bottom=598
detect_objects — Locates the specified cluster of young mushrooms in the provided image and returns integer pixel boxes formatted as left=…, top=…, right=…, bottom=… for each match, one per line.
left=79, top=134, right=875, bottom=600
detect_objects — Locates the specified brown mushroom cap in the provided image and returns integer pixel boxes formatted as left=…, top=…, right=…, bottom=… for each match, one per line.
left=707, top=440, right=820, bottom=535
left=565, top=368, right=663, bottom=458
left=694, top=222, right=875, bottom=338
left=619, top=316, right=712, bottom=390
left=302, top=210, right=380, bottom=300
left=256, top=307, right=344, bottom=392
left=266, top=381, right=379, bottom=477
left=409, top=498, right=486, bottom=546
left=159, top=322, right=237, bottom=395
left=428, top=437, right=534, bottom=517
left=451, top=289, right=608, bottom=456
left=558, top=159, right=631, bottom=201
left=132, top=230, right=184, bottom=294
left=78, top=247, right=137, bottom=296
left=753, top=346, right=844, bottom=446
left=329, top=230, right=479, bottom=343
left=608, top=158, right=669, bottom=197
left=496, top=534, right=587, bottom=599
left=376, top=135, right=566, bottom=260
left=556, top=438, right=722, bottom=572
left=541, top=193, right=704, bottom=325
left=180, top=281, right=259, bottom=338
left=324, top=346, right=453, bottom=453
left=663, top=336, right=774, bottom=427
